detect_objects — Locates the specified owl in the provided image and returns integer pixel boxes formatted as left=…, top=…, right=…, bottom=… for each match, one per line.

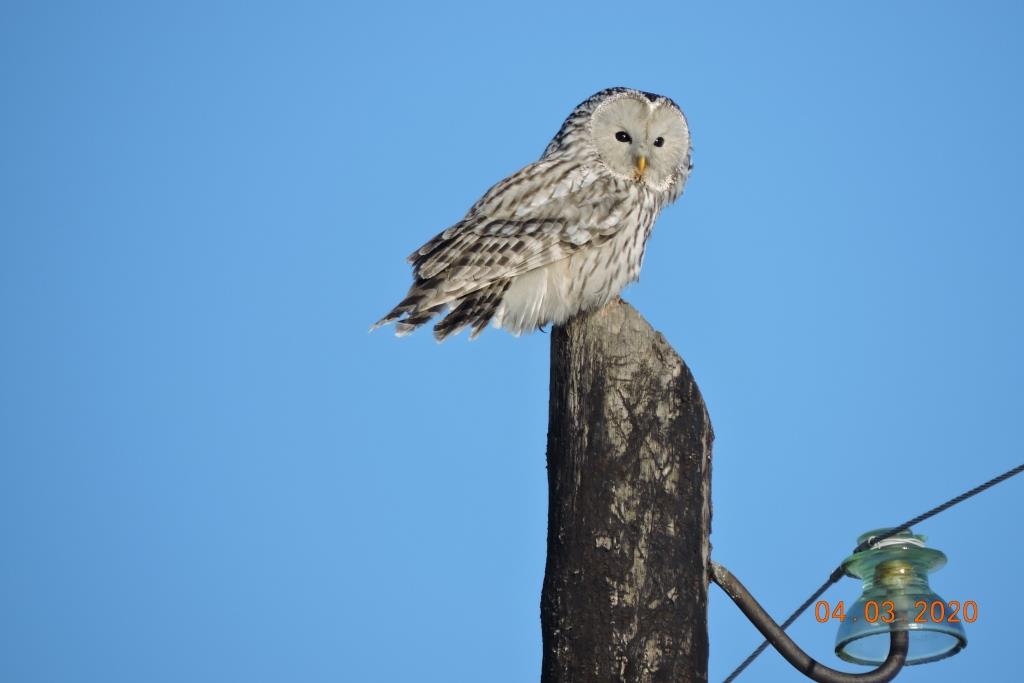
left=373, top=87, right=692, bottom=341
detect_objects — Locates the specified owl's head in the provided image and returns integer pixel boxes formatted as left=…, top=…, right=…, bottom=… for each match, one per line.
left=546, top=88, right=692, bottom=199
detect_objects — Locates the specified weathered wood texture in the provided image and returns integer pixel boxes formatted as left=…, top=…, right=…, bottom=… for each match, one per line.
left=541, top=299, right=714, bottom=683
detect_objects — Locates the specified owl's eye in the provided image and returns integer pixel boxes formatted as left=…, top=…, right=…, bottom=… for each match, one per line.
left=653, top=137, right=665, bottom=148
left=614, top=131, right=632, bottom=143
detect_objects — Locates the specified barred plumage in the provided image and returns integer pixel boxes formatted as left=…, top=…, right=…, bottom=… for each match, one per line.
left=373, top=87, right=692, bottom=341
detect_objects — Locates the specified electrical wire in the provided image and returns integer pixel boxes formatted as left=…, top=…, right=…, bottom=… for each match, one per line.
left=721, top=462, right=1024, bottom=683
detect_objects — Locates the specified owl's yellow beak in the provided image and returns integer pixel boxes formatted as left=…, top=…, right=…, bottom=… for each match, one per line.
left=635, top=155, right=647, bottom=175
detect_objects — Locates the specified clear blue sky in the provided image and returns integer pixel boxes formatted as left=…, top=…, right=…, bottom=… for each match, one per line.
left=2, top=2, right=1022, bottom=681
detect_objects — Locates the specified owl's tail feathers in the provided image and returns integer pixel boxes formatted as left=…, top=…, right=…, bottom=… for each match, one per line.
left=370, top=307, right=444, bottom=337
left=395, top=305, right=446, bottom=337
left=432, top=280, right=510, bottom=342
left=371, top=279, right=510, bottom=341
left=370, top=288, right=445, bottom=337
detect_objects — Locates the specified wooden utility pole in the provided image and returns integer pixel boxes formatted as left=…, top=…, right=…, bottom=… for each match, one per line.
left=541, top=299, right=714, bottom=683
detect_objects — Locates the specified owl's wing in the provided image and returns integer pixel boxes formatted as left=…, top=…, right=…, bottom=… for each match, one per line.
left=408, top=158, right=632, bottom=289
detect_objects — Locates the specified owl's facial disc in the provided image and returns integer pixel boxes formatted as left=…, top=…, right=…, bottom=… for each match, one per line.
left=590, top=94, right=690, bottom=190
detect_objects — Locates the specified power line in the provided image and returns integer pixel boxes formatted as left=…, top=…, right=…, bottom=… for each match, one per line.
left=721, top=462, right=1024, bottom=683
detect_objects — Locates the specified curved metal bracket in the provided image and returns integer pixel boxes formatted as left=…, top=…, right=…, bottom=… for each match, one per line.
left=710, top=561, right=909, bottom=683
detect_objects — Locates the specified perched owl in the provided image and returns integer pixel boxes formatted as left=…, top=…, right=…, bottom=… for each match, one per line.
left=373, top=87, right=692, bottom=341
